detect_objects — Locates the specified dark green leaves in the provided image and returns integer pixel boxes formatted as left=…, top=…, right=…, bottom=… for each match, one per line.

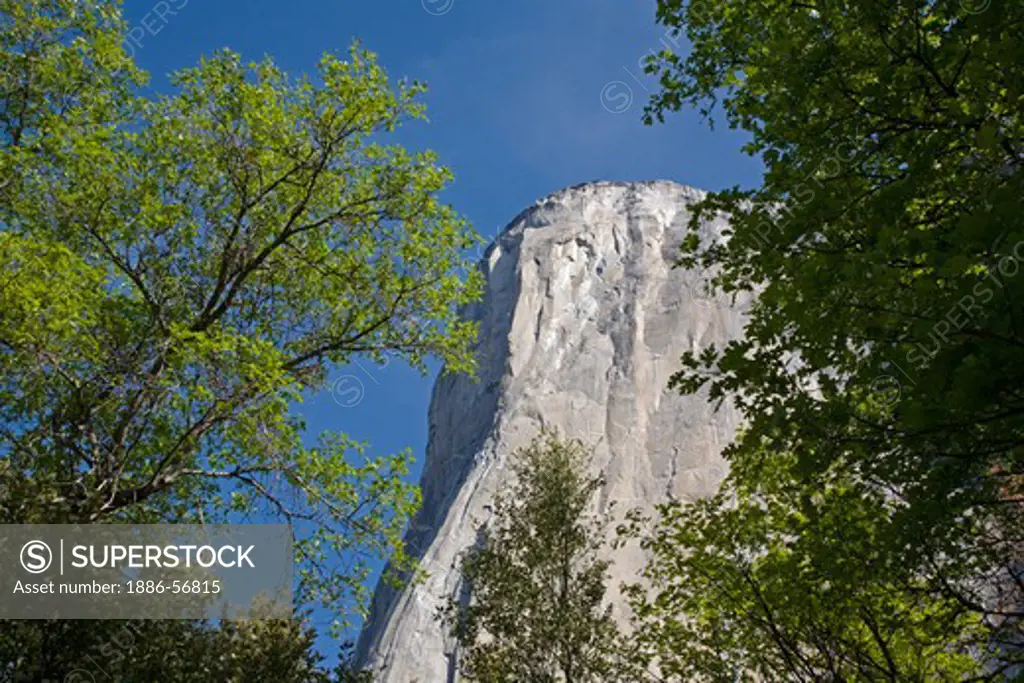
left=637, top=0, right=1024, bottom=678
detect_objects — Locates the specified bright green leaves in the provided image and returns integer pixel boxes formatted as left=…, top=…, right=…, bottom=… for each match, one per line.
left=1, top=0, right=481, bottom=628
left=0, top=232, right=105, bottom=353
left=0, top=0, right=143, bottom=190
left=439, top=432, right=627, bottom=682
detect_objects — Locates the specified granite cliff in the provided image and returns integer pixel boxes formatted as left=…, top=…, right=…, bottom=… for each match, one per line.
left=356, top=180, right=750, bottom=681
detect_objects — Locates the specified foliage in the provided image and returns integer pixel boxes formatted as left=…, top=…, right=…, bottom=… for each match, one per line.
left=1, top=0, right=482, bottom=632
left=439, top=431, right=626, bottom=682
left=627, top=460, right=990, bottom=681
left=633, top=0, right=1024, bottom=678
left=0, top=615, right=379, bottom=682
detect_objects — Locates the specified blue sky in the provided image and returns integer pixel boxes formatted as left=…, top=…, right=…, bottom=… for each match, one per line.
left=121, top=0, right=762, bottom=660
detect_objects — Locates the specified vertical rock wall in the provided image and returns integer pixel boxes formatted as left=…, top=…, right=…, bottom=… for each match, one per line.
left=357, top=181, right=749, bottom=681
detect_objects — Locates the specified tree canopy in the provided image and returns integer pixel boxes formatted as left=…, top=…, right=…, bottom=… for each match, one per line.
left=1, top=0, right=482, bottom=656
left=632, top=0, right=1024, bottom=679
left=440, top=432, right=626, bottom=682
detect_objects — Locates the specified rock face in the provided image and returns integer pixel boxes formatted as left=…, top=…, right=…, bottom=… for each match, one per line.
left=356, top=180, right=749, bottom=681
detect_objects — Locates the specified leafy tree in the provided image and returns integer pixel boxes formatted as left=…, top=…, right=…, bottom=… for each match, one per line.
left=1, top=0, right=481, bottom=677
left=0, top=617, right=334, bottom=682
left=0, top=614, right=385, bottom=682
left=1, top=0, right=482, bottom=628
left=439, top=431, right=625, bottom=682
left=626, top=462, right=990, bottom=681
left=333, top=641, right=375, bottom=683
left=633, top=0, right=1024, bottom=678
